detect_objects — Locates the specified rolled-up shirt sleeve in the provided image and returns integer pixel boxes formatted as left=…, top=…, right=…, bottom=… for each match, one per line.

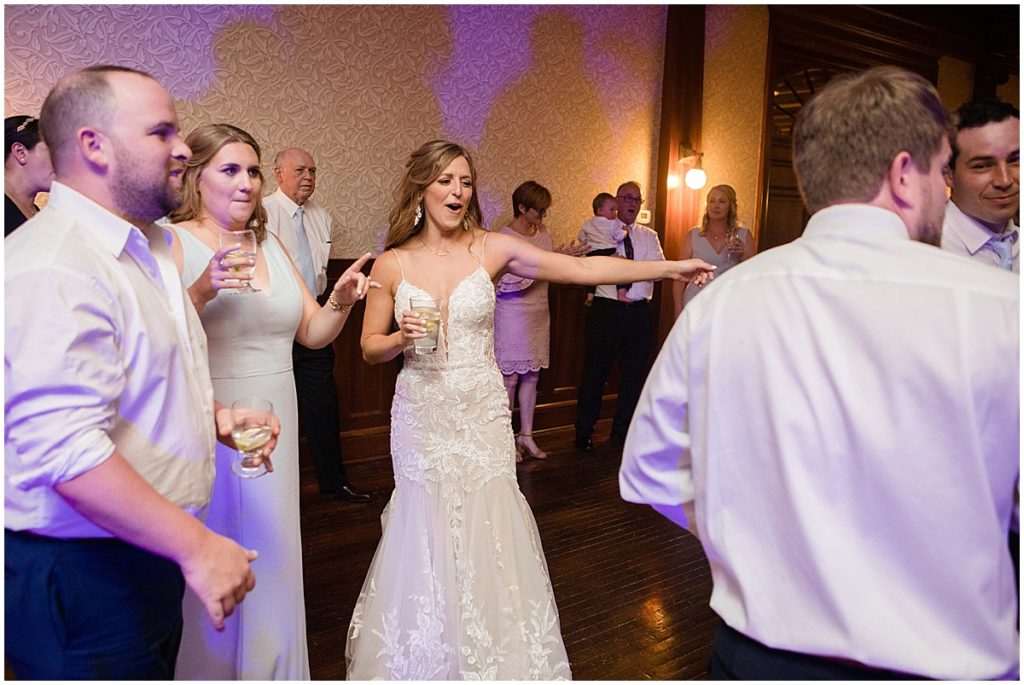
left=6, top=266, right=123, bottom=490
left=619, top=317, right=695, bottom=529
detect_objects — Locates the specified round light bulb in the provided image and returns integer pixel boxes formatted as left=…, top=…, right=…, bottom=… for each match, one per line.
left=685, top=167, right=707, bottom=190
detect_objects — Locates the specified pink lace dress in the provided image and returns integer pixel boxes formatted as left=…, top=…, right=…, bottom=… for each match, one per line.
left=493, top=225, right=553, bottom=375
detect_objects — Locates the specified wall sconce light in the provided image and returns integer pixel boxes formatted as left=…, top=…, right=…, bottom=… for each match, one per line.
left=679, top=143, right=707, bottom=190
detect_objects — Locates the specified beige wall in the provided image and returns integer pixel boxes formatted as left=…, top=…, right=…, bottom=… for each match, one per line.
left=4, top=5, right=667, bottom=256
left=701, top=5, right=769, bottom=237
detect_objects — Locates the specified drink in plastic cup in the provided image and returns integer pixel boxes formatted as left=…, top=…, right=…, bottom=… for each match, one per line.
left=410, top=296, right=441, bottom=354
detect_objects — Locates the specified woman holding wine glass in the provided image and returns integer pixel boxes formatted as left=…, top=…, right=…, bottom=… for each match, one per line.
left=164, top=123, right=376, bottom=680
left=672, top=184, right=756, bottom=318
left=346, top=139, right=715, bottom=679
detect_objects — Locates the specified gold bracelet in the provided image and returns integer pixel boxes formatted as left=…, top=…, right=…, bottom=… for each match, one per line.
left=327, top=294, right=351, bottom=313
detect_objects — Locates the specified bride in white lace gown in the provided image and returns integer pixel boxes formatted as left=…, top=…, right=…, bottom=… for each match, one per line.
left=348, top=141, right=716, bottom=680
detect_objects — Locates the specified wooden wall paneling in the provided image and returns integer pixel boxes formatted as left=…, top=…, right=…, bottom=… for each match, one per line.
left=759, top=7, right=941, bottom=252
left=535, top=284, right=593, bottom=428
left=326, top=259, right=396, bottom=461
left=654, top=5, right=705, bottom=346
left=758, top=5, right=1019, bottom=251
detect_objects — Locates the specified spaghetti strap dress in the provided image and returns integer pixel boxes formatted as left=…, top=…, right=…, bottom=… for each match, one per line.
left=346, top=235, right=571, bottom=679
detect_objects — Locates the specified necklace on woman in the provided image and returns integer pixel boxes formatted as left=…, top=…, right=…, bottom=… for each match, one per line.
left=420, top=234, right=455, bottom=257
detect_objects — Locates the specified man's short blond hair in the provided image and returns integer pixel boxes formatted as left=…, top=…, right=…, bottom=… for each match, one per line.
left=793, top=66, right=949, bottom=215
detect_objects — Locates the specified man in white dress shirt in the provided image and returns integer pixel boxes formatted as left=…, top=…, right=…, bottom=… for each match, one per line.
left=575, top=181, right=665, bottom=451
left=941, top=99, right=1019, bottom=272
left=5, top=66, right=271, bottom=678
left=620, top=66, right=1019, bottom=679
left=264, top=147, right=372, bottom=502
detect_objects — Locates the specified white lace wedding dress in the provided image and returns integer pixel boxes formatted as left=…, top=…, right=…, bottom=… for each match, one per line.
left=345, top=243, right=571, bottom=680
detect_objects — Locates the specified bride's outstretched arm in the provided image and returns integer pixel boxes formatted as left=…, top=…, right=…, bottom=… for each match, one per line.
left=484, top=231, right=716, bottom=287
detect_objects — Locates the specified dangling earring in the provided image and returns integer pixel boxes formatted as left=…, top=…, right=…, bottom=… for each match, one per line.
left=414, top=202, right=423, bottom=226
left=463, top=215, right=471, bottom=231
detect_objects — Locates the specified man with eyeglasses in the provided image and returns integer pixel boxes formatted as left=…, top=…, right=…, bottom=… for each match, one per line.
left=264, top=147, right=373, bottom=503
left=574, top=181, right=665, bottom=452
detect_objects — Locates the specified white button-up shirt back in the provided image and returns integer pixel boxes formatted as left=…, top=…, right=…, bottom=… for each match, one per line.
left=621, top=204, right=1020, bottom=679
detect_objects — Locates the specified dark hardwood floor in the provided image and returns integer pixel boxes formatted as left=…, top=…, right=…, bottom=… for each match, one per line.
left=299, top=422, right=718, bottom=680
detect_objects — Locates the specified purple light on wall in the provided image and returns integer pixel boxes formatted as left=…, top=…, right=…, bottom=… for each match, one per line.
left=428, top=5, right=538, bottom=147
left=431, top=5, right=667, bottom=147
left=4, top=5, right=280, bottom=103
left=426, top=5, right=666, bottom=222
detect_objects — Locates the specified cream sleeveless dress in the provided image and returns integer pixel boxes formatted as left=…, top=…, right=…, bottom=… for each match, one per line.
left=169, top=225, right=310, bottom=680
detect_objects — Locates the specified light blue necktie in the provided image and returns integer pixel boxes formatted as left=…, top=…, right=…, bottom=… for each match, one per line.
left=989, top=232, right=1015, bottom=271
left=293, top=205, right=318, bottom=294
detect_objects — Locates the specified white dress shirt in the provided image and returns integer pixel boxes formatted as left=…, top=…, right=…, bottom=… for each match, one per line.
left=264, top=188, right=333, bottom=295
left=5, top=182, right=217, bottom=538
left=941, top=198, right=1019, bottom=272
left=620, top=204, right=1019, bottom=679
left=594, top=221, right=664, bottom=302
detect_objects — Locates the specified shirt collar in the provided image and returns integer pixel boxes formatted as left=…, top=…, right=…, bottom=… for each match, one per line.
left=271, top=187, right=303, bottom=217
left=803, top=203, right=912, bottom=242
left=998, top=220, right=1019, bottom=244
left=944, top=199, right=1017, bottom=254
left=46, top=180, right=151, bottom=257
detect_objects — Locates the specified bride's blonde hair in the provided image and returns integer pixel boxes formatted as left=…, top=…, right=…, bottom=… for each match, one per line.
left=385, top=139, right=484, bottom=250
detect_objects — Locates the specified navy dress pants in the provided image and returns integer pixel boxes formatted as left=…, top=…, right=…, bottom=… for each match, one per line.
left=5, top=530, right=185, bottom=680
left=709, top=621, right=927, bottom=680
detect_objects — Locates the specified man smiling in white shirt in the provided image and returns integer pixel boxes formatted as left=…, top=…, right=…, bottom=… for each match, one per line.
left=941, top=99, right=1020, bottom=272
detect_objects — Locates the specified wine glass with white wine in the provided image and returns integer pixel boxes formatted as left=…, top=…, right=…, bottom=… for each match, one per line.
left=219, top=228, right=259, bottom=294
left=230, top=397, right=274, bottom=478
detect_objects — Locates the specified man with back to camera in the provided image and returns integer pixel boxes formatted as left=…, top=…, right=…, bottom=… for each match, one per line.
left=574, top=180, right=665, bottom=452
left=620, top=66, right=1018, bottom=679
left=5, top=65, right=278, bottom=679
left=263, top=147, right=373, bottom=502
left=941, top=98, right=1019, bottom=272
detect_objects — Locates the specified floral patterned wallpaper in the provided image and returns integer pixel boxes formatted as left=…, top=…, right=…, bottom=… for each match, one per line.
left=5, top=5, right=668, bottom=257
left=701, top=5, right=768, bottom=236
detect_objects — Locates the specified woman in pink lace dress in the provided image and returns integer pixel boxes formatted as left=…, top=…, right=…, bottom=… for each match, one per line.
left=493, top=181, right=556, bottom=460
